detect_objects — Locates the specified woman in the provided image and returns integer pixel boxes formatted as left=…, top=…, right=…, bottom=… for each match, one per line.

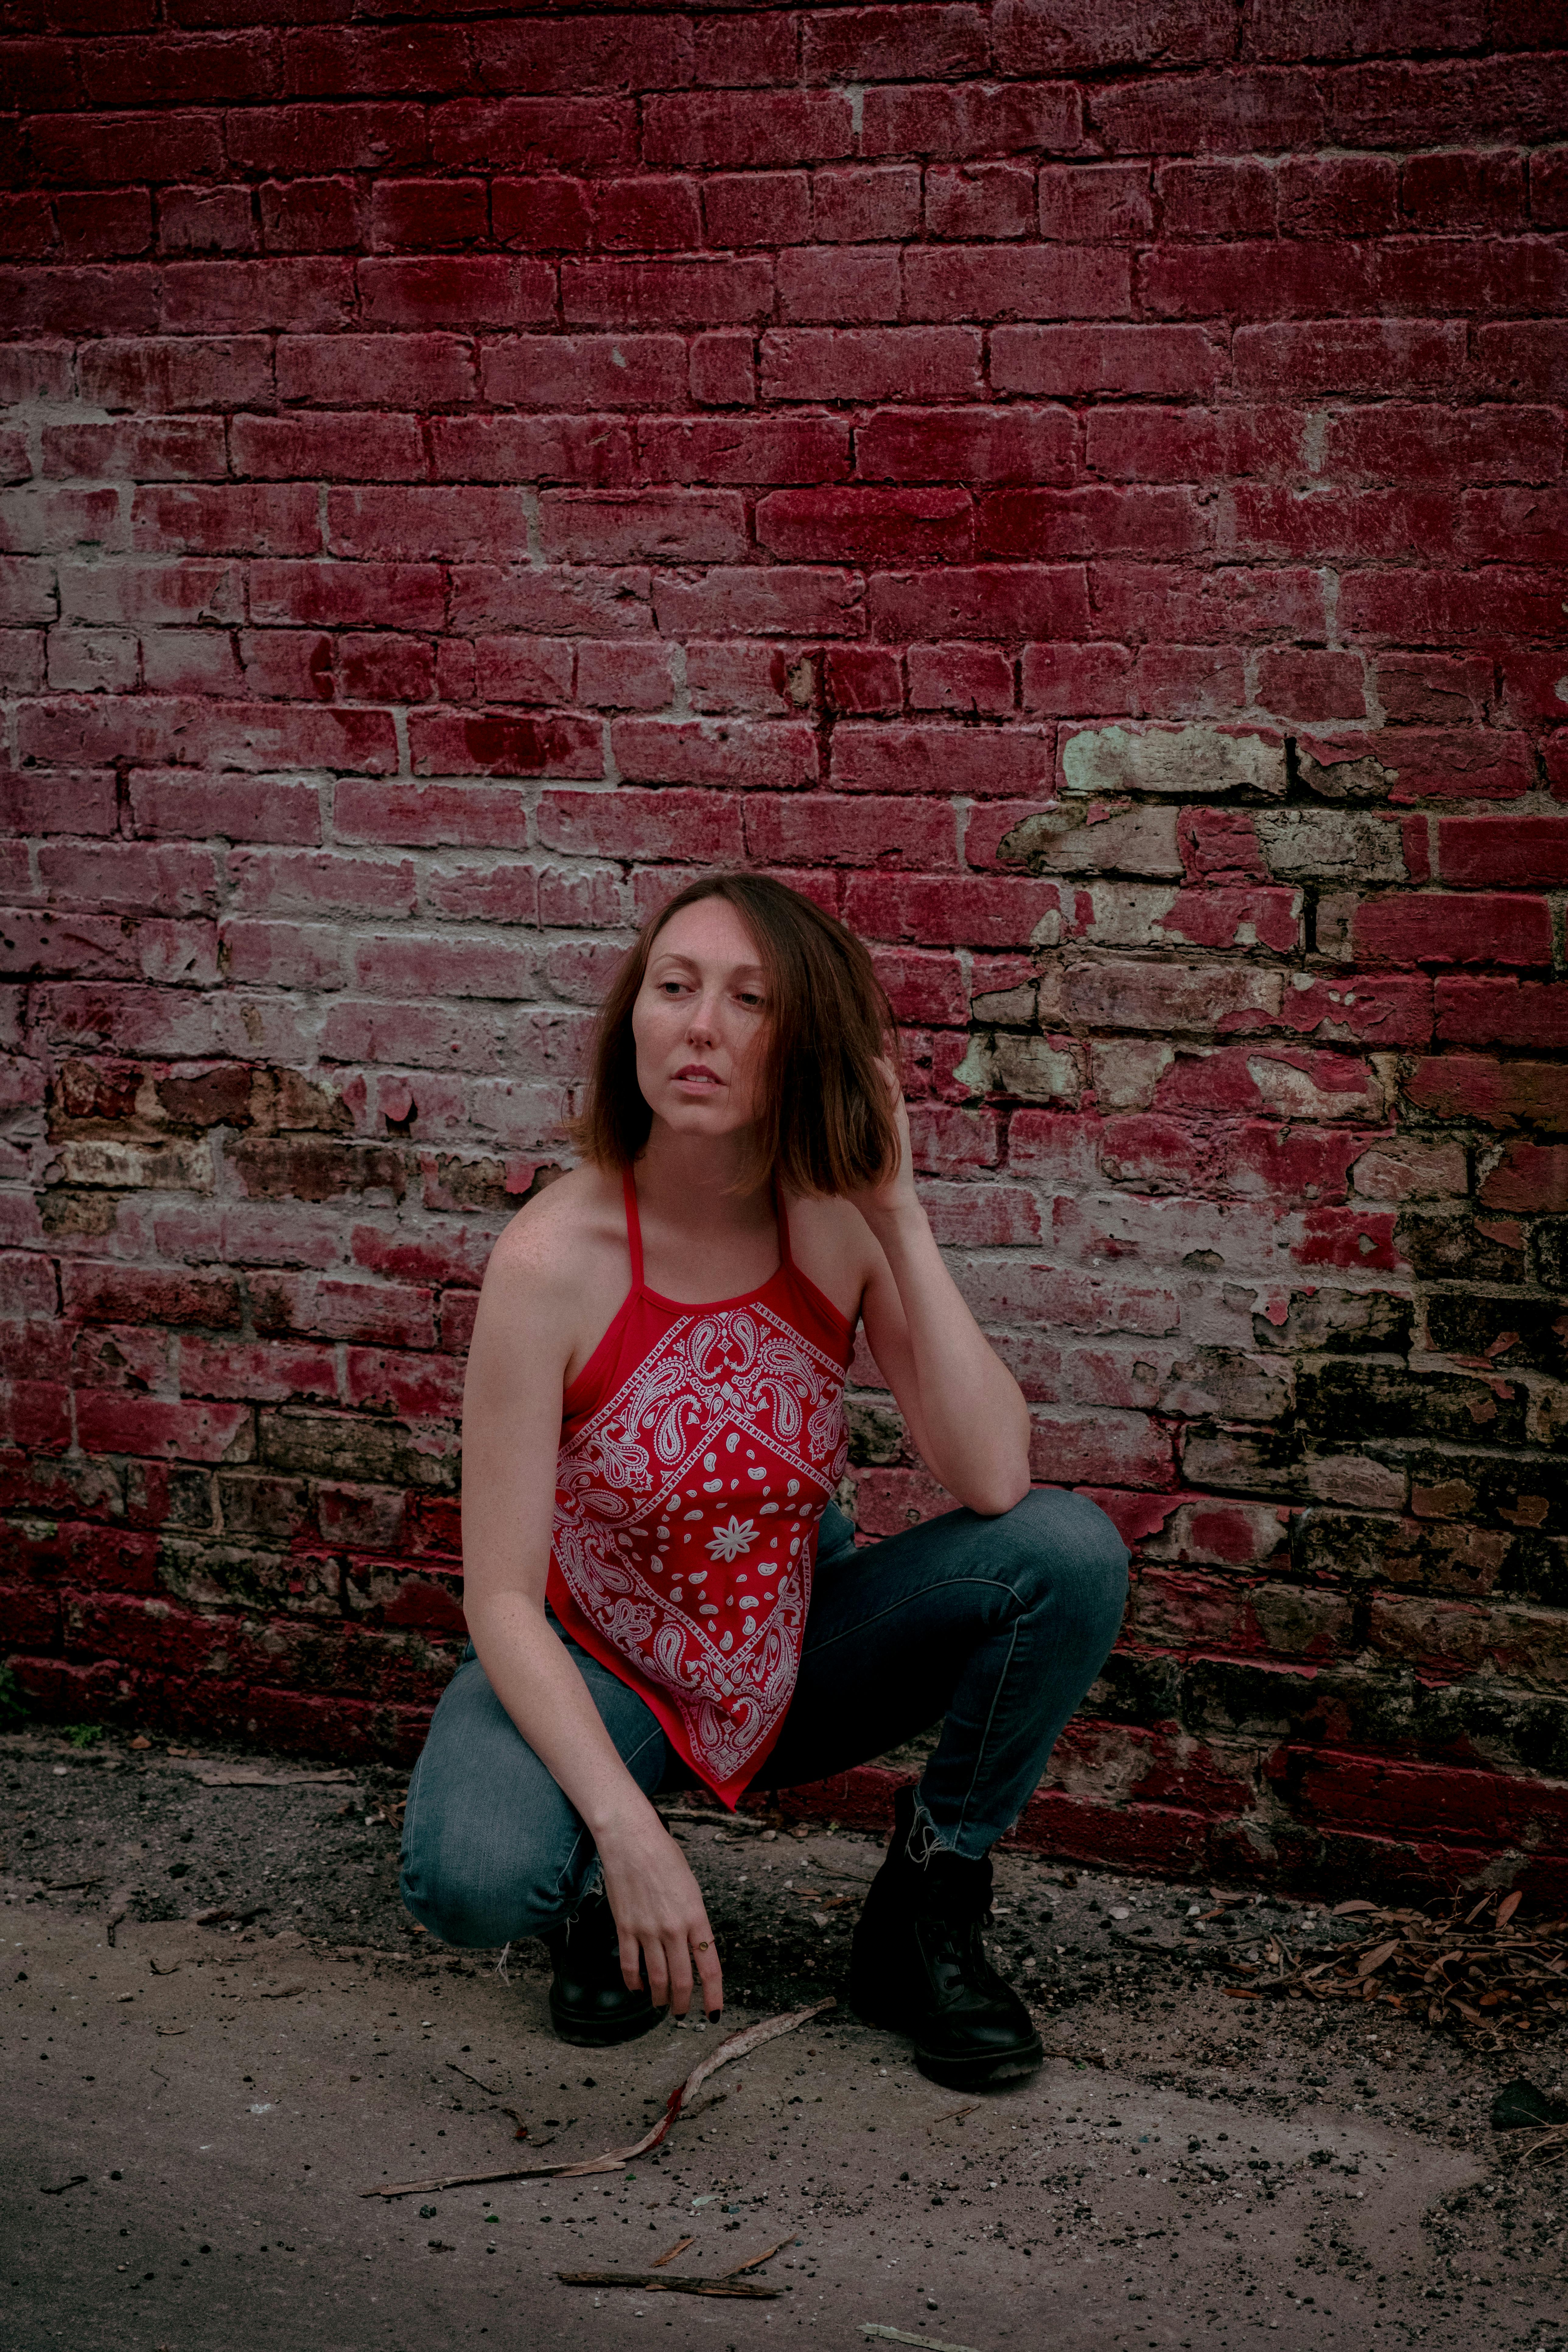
left=401, top=873, right=1128, bottom=2091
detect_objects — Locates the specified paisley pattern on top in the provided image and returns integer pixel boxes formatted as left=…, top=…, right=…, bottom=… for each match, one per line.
left=546, top=1176, right=853, bottom=1806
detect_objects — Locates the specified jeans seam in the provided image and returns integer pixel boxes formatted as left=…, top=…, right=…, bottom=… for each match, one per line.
left=953, top=1611, right=1021, bottom=1853
left=798, top=1572, right=1038, bottom=1665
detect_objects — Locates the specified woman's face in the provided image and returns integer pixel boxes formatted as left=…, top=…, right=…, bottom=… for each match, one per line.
left=631, top=897, right=770, bottom=1144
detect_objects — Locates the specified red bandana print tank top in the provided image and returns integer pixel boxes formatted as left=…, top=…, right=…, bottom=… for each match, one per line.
left=546, top=1171, right=854, bottom=1807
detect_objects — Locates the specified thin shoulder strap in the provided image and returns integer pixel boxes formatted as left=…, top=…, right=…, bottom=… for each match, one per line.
left=772, top=1174, right=795, bottom=1272
left=622, top=1165, right=645, bottom=1289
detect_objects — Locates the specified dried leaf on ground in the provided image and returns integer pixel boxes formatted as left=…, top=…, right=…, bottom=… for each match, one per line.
left=1240, top=1893, right=1567, bottom=2043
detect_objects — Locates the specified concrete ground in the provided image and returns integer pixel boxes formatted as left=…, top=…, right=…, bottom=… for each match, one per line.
left=3, top=1727, right=1566, bottom=2352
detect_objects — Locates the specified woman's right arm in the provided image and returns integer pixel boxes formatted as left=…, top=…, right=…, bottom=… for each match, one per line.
left=458, top=1219, right=724, bottom=2019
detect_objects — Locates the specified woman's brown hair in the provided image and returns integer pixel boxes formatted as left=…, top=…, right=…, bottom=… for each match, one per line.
left=571, top=872, right=901, bottom=1196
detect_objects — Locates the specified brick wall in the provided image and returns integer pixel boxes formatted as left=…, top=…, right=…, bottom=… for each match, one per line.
left=2, top=3, right=1566, bottom=1902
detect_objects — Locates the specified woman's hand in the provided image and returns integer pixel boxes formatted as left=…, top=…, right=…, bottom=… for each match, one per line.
left=846, top=1055, right=919, bottom=1224
left=595, top=1811, right=723, bottom=2020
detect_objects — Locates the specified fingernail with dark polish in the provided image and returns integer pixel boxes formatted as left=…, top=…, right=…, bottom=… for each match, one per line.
left=707, top=2009, right=722, bottom=2023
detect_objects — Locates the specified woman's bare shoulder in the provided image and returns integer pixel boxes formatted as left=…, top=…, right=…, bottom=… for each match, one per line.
left=783, top=1189, right=878, bottom=1320
left=483, top=1163, right=623, bottom=1296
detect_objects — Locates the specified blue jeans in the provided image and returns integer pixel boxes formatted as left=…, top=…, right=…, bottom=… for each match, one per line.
left=399, top=1486, right=1128, bottom=1949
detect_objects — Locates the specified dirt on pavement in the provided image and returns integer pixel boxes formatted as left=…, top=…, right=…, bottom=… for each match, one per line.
left=3, top=1725, right=1566, bottom=2352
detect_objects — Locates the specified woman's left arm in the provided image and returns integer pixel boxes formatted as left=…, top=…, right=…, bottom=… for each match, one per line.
left=851, top=1076, right=1032, bottom=1517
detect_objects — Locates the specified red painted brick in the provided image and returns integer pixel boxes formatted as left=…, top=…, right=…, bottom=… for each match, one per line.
left=817, top=647, right=896, bottom=714
left=685, top=639, right=821, bottom=714
left=1255, top=650, right=1367, bottom=722
left=1036, top=163, right=1154, bottom=241
left=597, top=175, right=703, bottom=252
left=1019, top=642, right=1136, bottom=715
left=157, top=184, right=255, bottom=257
left=408, top=709, right=601, bottom=781
left=996, top=0, right=1234, bottom=70
left=1322, top=404, right=1562, bottom=485
left=1321, top=892, right=1553, bottom=968
left=869, top=565, right=1090, bottom=642
left=1404, top=1054, right=1568, bottom=1132
left=369, top=178, right=488, bottom=254
left=43, top=419, right=225, bottom=482
left=78, top=30, right=276, bottom=106
left=860, top=80, right=1082, bottom=159
left=538, top=786, right=744, bottom=863
left=757, top=487, right=973, bottom=564
left=1159, top=159, right=1277, bottom=236
left=0, top=263, right=157, bottom=336
left=779, top=243, right=903, bottom=324
left=611, top=717, right=819, bottom=793
left=564, top=257, right=774, bottom=327
left=429, top=99, right=635, bottom=175
left=1234, top=318, right=1463, bottom=394
left=856, top=405, right=1075, bottom=488
left=1478, top=1143, right=1568, bottom=1214
left=1338, top=568, right=1563, bottom=646
left=1377, top=655, right=1492, bottom=726
left=473, top=14, right=694, bottom=94
left=687, top=330, right=754, bottom=407
left=654, top=567, right=865, bottom=639
left=639, top=416, right=850, bottom=487
left=762, top=326, right=983, bottom=404
left=1093, top=67, right=1325, bottom=155
left=161, top=257, right=354, bottom=333
left=491, top=176, right=594, bottom=250
left=802, top=5, right=989, bottom=80
left=430, top=415, right=633, bottom=488
left=908, top=643, right=1014, bottom=714
left=30, top=110, right=223, bottom=187
left=831, top=723, right=1056, bottom=799
left=926, top=163, right=1037, bottom=241
left=691, top=11, right=797, bottom=86
left=643, top=91, right=854, bottom=170
left=812, top=165, right=923, bottom=243
left=1532, top=144, right=1568, bottom=227
left=131, top=485, right=319, bottom=559
left=55, top=189, right=153, bottom=260
left=703, top=171, right=811, bottom=249
left=258, top=177, right=360, bottom=255
left=538, top=488, right=746, bottom=564
left=358, top=256, right=554, bottom=331
left=1436, top=817, right=1568, bottom=890
left=907, top=243, right=1133, bottom=322
left=1403, top=148, right=1526, bottom=231
left=992, top=322, right=1224, bottom=395
left=978, top=486, right=1207, bottom=560
left=744, top=794, right=955, bottom=871
left=1276, top=155, right=1398, bottom=235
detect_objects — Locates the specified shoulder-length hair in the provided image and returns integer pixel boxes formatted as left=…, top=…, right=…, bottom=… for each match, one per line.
left=571, top=872, right=901, bottom=1196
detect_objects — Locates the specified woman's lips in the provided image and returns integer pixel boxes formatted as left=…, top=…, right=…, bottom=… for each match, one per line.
left=673, top=1066, right=722, bottom=1087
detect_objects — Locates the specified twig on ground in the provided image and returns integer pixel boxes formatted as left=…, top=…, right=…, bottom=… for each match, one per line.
left=362, top=1996, right=836, bottom=2198
left=925, top=2103, right=980, bottom=2135
left=555, top=2269, right=777, bottom=2298
left=446, top=2058, right=507, bottom=2096
left=39, top=2176, right=88, bottom=2196
left=860, top=2327, right=982, bottom=2352
left=650, top=2236, right=694, bottom=2268
left=723, top=2234, right=796, bottom=2276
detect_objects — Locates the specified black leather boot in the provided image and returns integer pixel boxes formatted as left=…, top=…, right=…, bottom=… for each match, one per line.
left=849, top=1785, right=1043, bottom=2091
left=546, top=1886, right=664, bottom=2048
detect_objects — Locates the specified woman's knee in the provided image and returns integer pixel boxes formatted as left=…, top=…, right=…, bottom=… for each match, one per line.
left=984, top=1484, right=1129, bottom=1646
left=399, top=1759, right=585, bottom=1948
